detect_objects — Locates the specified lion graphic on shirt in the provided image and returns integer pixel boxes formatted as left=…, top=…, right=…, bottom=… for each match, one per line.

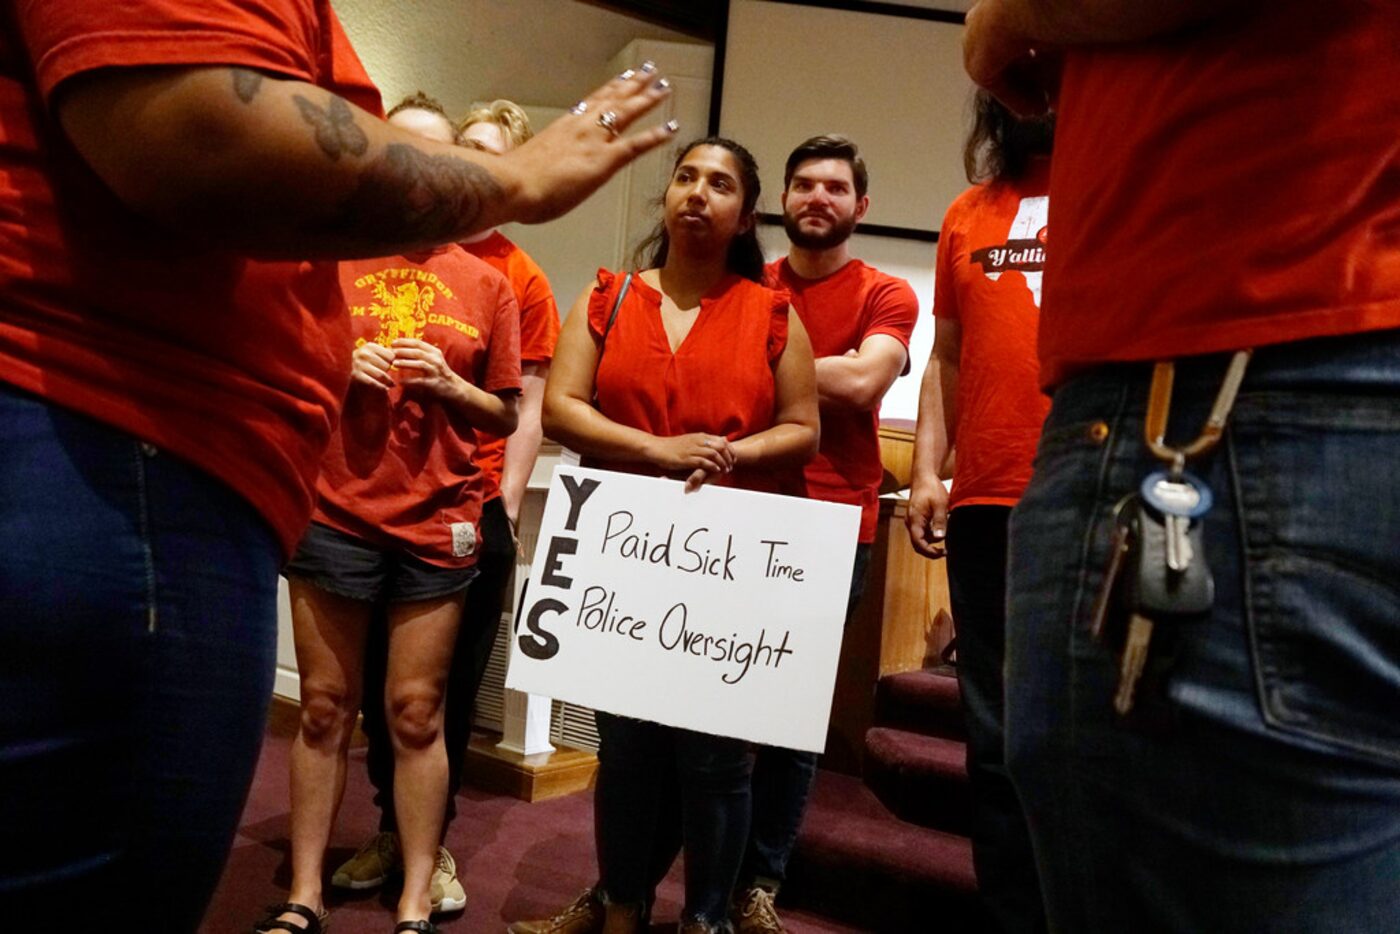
left=354, top=279, right=436, bottom=347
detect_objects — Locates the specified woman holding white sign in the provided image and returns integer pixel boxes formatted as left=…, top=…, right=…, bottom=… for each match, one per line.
left=514, top=138, right=819, bottom=934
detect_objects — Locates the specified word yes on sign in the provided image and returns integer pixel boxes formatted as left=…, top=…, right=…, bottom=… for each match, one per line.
left=506, top=466, right=859, bottom=751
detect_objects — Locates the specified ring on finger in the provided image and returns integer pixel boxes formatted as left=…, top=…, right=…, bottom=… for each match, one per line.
left=569, top=100, right=588, bottom=115
left=597, top=110, right=621, bottom=138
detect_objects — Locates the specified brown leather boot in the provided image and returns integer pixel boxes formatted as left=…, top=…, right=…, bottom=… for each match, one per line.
left=600, top=898, right=647, bottom=934
left=733, top=885, right=787, bottom=933
left=507, top=888, right=605, bottom=934
left=677, top=922, right=719, bottom=934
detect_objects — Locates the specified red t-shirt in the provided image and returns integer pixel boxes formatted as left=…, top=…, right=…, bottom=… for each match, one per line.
left=587, top=268, right=800, bottom=497
left=767, top=258, right=919, bottom=543
left=0, top=1, right=383, bottom=556
left=312, top=248, right=521, bottom=567
left=462, top=230, right=560, bottom=500
left=935, top=168, right=1052, bottom=510
left=1041, top=2, right=1400, bottom=388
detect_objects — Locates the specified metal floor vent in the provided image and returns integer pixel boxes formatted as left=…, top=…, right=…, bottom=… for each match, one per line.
left=473, top=552, right=601, bottom=753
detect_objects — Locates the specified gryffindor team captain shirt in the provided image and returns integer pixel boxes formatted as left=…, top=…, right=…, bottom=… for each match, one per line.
left=311, top=247, right=521, bottom=567
left=934, top=164, right=1051, bottom=509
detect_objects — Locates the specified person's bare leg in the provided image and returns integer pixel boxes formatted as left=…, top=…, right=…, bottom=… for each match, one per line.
left=385, top=592, right=464, bottom=922
left=281, top=580, right=373, bottom=923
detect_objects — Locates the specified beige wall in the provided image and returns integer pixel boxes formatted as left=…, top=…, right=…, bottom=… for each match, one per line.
left=721, top=0, right=974, bottom=234
left=500, top=39, right=715, bottom=312
left=318, top=0, right=970, bottom=435
left=330, top=0, right=696, bottom=115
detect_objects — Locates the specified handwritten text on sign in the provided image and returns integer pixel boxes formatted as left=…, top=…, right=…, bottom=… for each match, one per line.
left=505, top=466, right=860, bottom=751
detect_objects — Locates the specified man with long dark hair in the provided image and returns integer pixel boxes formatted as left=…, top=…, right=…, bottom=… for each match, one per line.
left=738, top=135, right=919, bottom=934
left=907, top=89, right=1053, bottom=933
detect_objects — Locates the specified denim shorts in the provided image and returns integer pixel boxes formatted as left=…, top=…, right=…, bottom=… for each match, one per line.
left=284, top=521, right=478, bottom=603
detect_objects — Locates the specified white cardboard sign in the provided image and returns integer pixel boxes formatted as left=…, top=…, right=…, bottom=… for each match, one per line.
left=505, top=465, right=860, bottom=752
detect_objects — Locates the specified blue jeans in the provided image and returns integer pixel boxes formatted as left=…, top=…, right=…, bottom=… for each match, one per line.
left=1006, top=330, right=1400, bottom=932
left=946, top=505, right=1045, bottom=934
left=594, top=711, right=752, bottom=929
left=0, top=384, right=281, bottom=929
left=741, top=542, right=872, bottom=892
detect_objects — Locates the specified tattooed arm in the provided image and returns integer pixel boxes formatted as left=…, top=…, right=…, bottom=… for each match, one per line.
left=52, top=65, right=675, bottom=259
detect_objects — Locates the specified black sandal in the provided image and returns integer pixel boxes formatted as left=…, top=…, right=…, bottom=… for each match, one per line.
left=252, top=902, right=328, bottom=934
left=393, top=922, right=438, bottom=934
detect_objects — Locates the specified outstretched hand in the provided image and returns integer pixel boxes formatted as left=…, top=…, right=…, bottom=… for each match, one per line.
left=504, top=63, right=679, bottom=224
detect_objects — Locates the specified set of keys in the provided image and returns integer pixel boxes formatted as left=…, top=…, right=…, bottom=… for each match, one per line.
left=1091, top=350, right=1252, bottom=717
left=1091, top=471, right=1215, bottom=715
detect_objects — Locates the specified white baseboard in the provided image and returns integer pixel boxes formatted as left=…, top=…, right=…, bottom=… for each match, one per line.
left=273, top=664, right=301, bottom=702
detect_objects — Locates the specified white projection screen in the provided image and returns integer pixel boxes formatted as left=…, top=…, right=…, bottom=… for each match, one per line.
left=718, top=0, right=974, bottom=235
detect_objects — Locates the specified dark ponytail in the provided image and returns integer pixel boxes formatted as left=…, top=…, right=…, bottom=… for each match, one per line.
left=630, top=136, right=766, bottom=282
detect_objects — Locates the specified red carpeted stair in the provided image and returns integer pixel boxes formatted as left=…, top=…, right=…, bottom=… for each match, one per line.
left=874, top=667, right=965, bottom=741
left=781, top=665, right=988, bottom=931
left=863, top=727, right=972, bottom=835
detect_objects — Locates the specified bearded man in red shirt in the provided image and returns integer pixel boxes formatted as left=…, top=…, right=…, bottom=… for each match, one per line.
left=742, top=135, right=919, bottom=933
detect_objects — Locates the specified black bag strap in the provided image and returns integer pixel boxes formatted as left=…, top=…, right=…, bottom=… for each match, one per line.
left=592, top=272, right=632, bottom=406
left=600, top=272, right=633, bottom=352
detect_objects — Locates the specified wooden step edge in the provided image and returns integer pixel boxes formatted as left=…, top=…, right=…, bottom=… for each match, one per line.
left=462, top=731, right=598, bottom=803
left=269, top=696, right=597, bottom=803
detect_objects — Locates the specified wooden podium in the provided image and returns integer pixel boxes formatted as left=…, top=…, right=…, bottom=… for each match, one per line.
left=821, top=487, right=955, bottom=773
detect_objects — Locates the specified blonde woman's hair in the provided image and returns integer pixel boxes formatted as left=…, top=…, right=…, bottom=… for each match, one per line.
left=455, top=99, right=534, bottom=150
left=386, top=90, right=450, bottom=121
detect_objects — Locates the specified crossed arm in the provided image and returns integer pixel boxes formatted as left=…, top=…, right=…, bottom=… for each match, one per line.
left=55, top=64, right=674, bottom=258
left=814, top=333, right=909, bottom=412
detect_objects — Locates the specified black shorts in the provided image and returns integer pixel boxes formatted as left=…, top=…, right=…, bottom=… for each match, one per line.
left=283, top=522, right=478, bottom=604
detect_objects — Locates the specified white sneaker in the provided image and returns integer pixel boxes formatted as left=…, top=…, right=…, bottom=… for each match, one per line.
left=430, top=846, right=466, bottom=914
